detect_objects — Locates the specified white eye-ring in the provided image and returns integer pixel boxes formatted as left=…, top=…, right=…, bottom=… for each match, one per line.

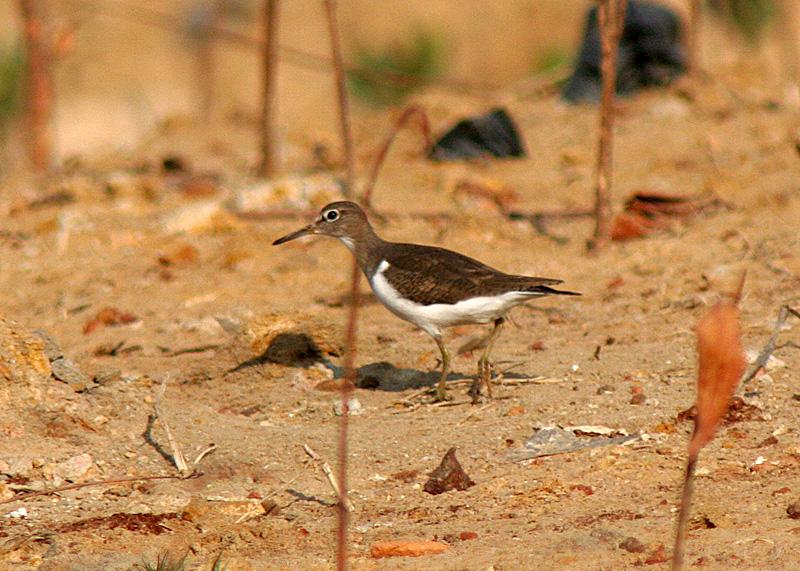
left=324, top=209, right=339, bottom=221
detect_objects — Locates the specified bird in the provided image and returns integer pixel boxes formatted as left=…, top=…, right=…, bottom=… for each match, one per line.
left=273, top=201, right=579, bottom=402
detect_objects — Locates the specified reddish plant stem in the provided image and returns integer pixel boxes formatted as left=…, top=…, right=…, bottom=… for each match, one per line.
left=259, top=0, right=281, bottom=177
left=688, top=0, right=702, bottom=81
left=18, top=0, right=53, bottom=170
left=322, top=0, right=355, bottom=198
left=592, top=0, right=628, bottom=248
left=362, top=105, right=431, bottom=210
left=672, top=454, right=697, bottom=571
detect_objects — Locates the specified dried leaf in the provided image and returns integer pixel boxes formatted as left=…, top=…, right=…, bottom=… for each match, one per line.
left=689, top=302, right=747, bottom=458
left=423, top=447, right=475, bottom=495
left=84, top=308, right=138, bottom=334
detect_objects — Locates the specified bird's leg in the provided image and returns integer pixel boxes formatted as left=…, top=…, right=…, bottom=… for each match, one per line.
left=433, top=334, right=451, bottom=402
left=474, top=317, right=505, bottom=401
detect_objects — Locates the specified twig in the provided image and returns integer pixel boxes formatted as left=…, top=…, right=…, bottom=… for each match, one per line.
left=194, top=444, right=218, bottom=466
left=361, top=105, right=431, bottom=210
left=0, top=473, right=200, bottom=506
left=150, top=376, right=190, bottom=475
left=302, top=444, right=353, bottom=512
left=323, top=0, right=355, bottom=198
left=741, top=305, right=800, bottom=384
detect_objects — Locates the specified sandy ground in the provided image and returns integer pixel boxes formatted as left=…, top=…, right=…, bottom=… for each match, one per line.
left=1, top=58, right=800, bottom=571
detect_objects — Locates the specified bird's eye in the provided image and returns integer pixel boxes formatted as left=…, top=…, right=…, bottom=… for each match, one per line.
left=325, top=210, right=339, bottom=221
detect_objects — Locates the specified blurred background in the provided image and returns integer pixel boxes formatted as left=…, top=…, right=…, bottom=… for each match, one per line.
left=0, top=0, right=796, bottom=170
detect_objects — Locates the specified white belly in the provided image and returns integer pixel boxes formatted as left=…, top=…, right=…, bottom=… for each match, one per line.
left=369, top=260, right=536, bottom=337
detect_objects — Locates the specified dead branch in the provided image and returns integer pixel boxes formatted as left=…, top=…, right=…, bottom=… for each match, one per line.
left=0, top=473, right=200, bottom=506
left=741, top=305, right=800, bottom=384
left=144, top=376, right=190, bottom=475
left=303, top=444, right=352, bottom=512
left=362, top=105, right=432, bottom=210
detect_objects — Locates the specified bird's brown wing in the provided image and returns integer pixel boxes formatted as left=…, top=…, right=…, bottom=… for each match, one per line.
left=378, top=243, right=569, bottom=305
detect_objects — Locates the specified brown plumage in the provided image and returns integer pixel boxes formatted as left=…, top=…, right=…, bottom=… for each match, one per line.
left=273, top=201, right=579, bottom=401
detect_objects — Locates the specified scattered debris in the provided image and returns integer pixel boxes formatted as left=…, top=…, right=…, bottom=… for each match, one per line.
left=370, top=540, right=449, bottom=558
left=423, top=448, right=475, bottom=495
left=741, top=305, right=800, bottom=384
left=509, top=425, right=636, bottom=462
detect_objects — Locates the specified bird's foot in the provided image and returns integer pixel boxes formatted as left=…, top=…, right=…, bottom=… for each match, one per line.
left=470, top=360, right=494, bottom=404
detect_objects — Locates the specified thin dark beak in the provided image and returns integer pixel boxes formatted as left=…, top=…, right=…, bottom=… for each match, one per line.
left=272, top=222, right=318, bottom=245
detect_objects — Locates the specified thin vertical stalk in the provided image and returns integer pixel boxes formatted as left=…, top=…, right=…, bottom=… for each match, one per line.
left=323, top=0, right=355, bottom=197
left=259, top=0, right=281, bottom=177
left=688, top=0, right=702, bottom=81
left=197, top=0, right=224, bottom=121
left=672, top=455, right=697, bottom=571
left=18, top=0, right=53, bottom=170
left=592, top=0, right=628, bottom=248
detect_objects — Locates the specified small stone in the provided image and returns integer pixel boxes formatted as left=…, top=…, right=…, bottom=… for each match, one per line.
left=596, top=385, right=615, bottom=395
left=50, top=358, right=95, bottom=391
left=619, top=536, right=645, bottom=553
left=0, top=319, right=52, bottom=405
left=505, top=405, right=525, bottom=417
left=644, top=544, right=669, bottom=564
left=94, top=368, right=122, bottom=386
left=261, top=499, right=281, bottom=515
left=45, top=453, right=95, bottom=484
left=32, top=330, right=64, bottom=361
left=787, top=499, right=800, bottom=519
left=333, top=398, right=364, bottom=416
left=630, top=393, right=646, bottom=405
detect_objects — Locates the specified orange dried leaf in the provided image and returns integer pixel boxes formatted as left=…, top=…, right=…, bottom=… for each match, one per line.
left=83, top=307, right=138, bottom=334
left=370, top=540, right=449, bottom=558
left=689, top=302, right=747, bottom=458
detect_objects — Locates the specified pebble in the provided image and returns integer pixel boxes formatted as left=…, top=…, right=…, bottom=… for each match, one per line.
left=333, top=399, right=364, bottom=416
